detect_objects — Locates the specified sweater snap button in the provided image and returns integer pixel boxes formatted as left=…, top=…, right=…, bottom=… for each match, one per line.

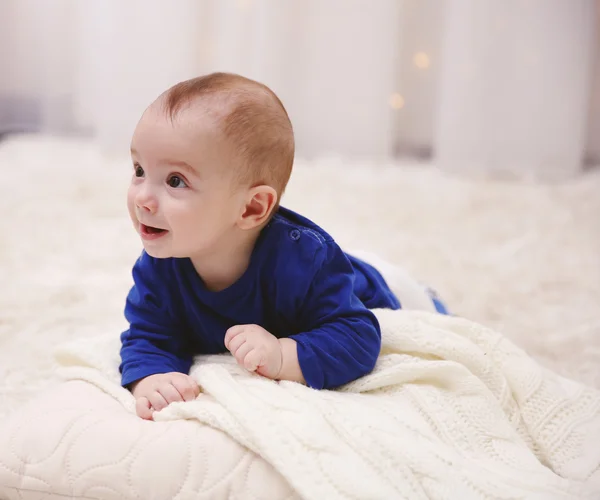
left=289, top=229, right=301, bottom=241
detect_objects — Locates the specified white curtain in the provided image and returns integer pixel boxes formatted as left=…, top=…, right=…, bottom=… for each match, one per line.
left=1, top=0, right=599, bottom=178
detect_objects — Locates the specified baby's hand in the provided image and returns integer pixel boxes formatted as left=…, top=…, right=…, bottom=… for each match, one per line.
left=131, top=372, right=200, bottom=420
left=225, top=324, right=282, bottom=379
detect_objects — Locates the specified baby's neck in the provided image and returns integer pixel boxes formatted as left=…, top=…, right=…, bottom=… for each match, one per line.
left=190, top=229, right=260, bottom=292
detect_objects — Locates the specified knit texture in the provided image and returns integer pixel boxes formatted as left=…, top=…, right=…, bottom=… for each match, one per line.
left=54, top=307, right=600, bottom=500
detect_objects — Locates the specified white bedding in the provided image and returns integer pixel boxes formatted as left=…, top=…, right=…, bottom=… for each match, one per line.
left=0, top=379, right=296, bottom=500
left=1, top=136, right=600, bottom=499
left=1, top=306, right=599, bottom=498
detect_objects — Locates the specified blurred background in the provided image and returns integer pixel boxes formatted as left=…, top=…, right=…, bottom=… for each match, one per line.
left=1, top=0, right=600, bottom=179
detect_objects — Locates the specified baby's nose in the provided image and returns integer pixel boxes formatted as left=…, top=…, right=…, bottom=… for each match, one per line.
left=135, top=189, right=158, bottom=213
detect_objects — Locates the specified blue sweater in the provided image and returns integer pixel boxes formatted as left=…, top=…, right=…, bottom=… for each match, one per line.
left=119, top=207, right=431, bottom=390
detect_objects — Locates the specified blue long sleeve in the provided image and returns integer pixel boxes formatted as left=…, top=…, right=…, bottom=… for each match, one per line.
left=119, top=254, right=193, bottom=387
left=291, top=242, right=382, bottom=389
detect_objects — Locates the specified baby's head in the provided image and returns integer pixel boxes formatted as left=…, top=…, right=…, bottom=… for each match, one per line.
left=128, top=72, right=294, bottom=260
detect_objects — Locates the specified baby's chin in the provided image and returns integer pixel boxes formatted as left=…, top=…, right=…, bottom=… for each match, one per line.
left=141, top=245, right=174, bottom=259
left=142, top=243, right=196, bottom=260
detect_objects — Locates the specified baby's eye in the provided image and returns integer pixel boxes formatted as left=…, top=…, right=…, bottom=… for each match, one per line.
left=134, top=164, right=144, bottom=177
left=167, top=175, right=188, bottom=188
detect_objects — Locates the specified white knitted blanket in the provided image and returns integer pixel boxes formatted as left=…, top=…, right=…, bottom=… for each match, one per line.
left=55, top=308, right=600, bottom=500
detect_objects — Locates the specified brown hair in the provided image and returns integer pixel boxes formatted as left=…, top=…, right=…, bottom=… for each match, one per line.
left=161, top=72, right=295, bottom=197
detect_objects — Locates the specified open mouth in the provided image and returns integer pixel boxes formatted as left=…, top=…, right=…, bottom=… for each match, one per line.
left=140, top=223, right=168, bottom=238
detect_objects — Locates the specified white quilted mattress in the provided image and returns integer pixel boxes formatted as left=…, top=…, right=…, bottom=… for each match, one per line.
left=0, top=380, right=296, bottom=500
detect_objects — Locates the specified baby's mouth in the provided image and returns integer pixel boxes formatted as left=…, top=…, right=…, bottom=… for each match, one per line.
left=140, top=223, right=167, bottom=235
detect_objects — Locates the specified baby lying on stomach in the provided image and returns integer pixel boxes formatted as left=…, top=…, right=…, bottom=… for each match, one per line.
left=119, top=72, right=448, bottom=419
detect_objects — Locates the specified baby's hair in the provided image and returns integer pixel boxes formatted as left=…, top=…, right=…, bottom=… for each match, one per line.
left=161, top=72, right=295, bottom=198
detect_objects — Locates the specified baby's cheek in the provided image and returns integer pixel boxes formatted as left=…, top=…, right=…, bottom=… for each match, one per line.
left=126, top=192, right=137, bottom=222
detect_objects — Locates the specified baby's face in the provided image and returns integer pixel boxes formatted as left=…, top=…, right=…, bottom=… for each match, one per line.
left=127, top=104, right=244, bottom=260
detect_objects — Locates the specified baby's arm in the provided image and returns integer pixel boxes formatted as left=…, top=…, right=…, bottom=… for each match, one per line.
left=277, top=337, right=305, bottom=382
left=286, top=242, right=382, bottom=389
left=223, top=243, right=381, bottom=389
left=119, top=253, right=195, bottom=407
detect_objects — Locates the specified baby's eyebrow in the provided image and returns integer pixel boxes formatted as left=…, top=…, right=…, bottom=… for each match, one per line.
left=163, top=159, right=197, bottom=175
left=130, top=148, right=197, bottom=176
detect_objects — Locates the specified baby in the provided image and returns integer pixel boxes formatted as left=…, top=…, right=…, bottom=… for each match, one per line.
left=119, top=72, right=448, bottom=419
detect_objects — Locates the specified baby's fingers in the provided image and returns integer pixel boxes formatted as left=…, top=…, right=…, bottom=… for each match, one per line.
left=158, top=383, right=183, bottom=405
left=172, top=376, right=200, bottom=402
left=224, top=325, right=246, bottom=350
left=227, top=333, right=248, bottom=356
left=135, top=397, right=153, bottom=420
left=243, top=349, right=263, bottom=372
left=147, top=391, right=169, bottom=412
left=233, top=341, right=254, bottom=367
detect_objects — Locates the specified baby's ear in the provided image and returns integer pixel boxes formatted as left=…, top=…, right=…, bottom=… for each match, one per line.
left=238, top=185, right=278, bottom=230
